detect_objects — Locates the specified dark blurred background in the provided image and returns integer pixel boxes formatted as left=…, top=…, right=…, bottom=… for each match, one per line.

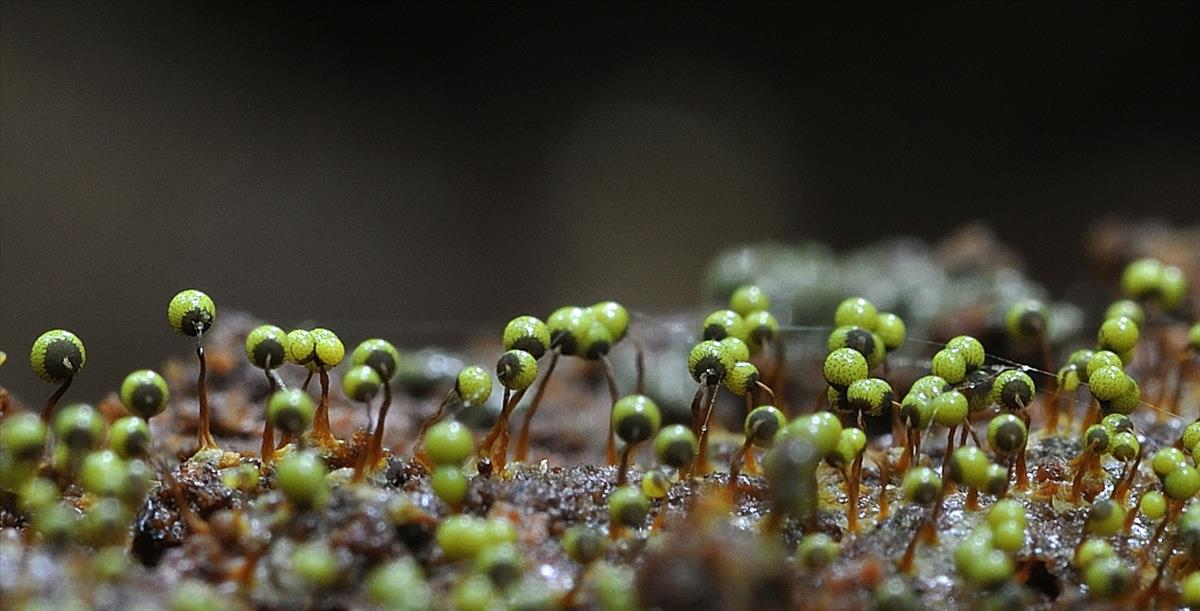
left=2, top=2, right=1198, bottom=401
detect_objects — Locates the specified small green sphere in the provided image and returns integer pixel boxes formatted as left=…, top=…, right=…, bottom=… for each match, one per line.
left=828, top=427, right=867, bottom=467
left=292, top=541, right=339, bottom=588
left=1082, top=424, right=1110, bottom=454
left=846, top=378, right=893, bottom=418
left=30, top=329, right=86, bottom=384
left=1151, top=447, right=1188, bottom=478
left=1, top=413, right=47, bottom=461
left=1161, top=265, right=1189, bottom=311
left=119, top=369, right=169, bottom=419
left=702, top=309, right=745, bottom=342
left=1085, top=350, right=1124, bottom=378
left=245, top=325, right=288, bottom=370
left=1164, top=466, right=1200, bottom=501
left=984, top=463, right=1010, bottom=496
left=742, top=310, right=779, bottom=348
left=1073, top=539, right=1114, bottom=569
left=990, top=520, right=1024, bottom=553
left=688, top=340, right=734, bottom=385
left=168, top=290, right=215, bottom=337
left=563, top=525, right=607, bottom=564
left=827, top=326, right=886, bottom=369
left=612, top=394, right=662, bottom=445
left=874, top=312, right=907, bottom=351
left=424, top=421, right=474, bottom=466
left=990, top=369, right=1036, bottom=410
left=436, top=515, right=489, bottom=561
left=931, top=349, right=967, bottom=384
left=1182, top=420, right=1200, bottom=451
left=1087, top=366, right=1129, bottom=403
left=350, top=338, right=402, bottom=381
left=285, top=329, right=317, bottom=365
left=987, top=413, right=1027, bottom=456
left=502, top=316, right=551, bottom=359
left=1100, top=413, right=1133, bottom=436
left=108, top=416, right=151, bottom=459
left=1057, top=365, right=1081, bottom=393
left=577, top=321, right=614, bottom=360
left=987, top=499, right=1027, bottom=529
left=961, top=547, right=1015, bottom=590
left=797, top=533, right=839, bottom=569
left=455, top=366, right=493, bottom=407
left=1182, top=572, right=1200, bottom=607
left=366, top=559, right=432, bottom=610
left=589, top=301, right=630, bottom=344
left=1103, top=300, right=1145, bottom=327
left=744, top=405, right=786, bottom=447
left=1109, top=431, right=1139, bottom=462
left=1005, top=299, right=1047, bottom=342
left=495, top=349, right=538, bottom=390
left=608, top=485, right=651, bottom=528
left=1097, top=316, right=1140, bottom=354
left=835, top=297, right=878, bottom=330
left=641, top=469, right=670, bottom=499
left=902, top=467, right=942, bottom=505
left=431, top=465, right=470, bottom=506
left=654, top=425, right=697, bottom=468
left=786, top=411, right=844, bottom=456
left=52, top=403, right=103, bottom=451
left=275, top=452, right=328, bottom=509
left=719, top=336, right=751, bottom=363
left=946, top=335, right=986, bottom=371
left=910, top=374, right=949, bottom=399
left=1086, top=500, right=1126, bottom=536
left=453, top=574, right=498, bottom=611
left=729, top=285, right=770, bottom=317
left=267, top=389, right=315, bottom=436
left=1121, top=257, right=1165, bottom=300
left=309, top=328, right=345, bottom=369
left=284, top=328, right=316, bottom=362
left=1189, top=322, right=1200, bottom=352
left=1083, top=556, right=1132, bottom=600
left=823, top=347, right=869, bottom=390
left=899, top=392, right=934, bottom=430
left=546, top=306, right=593, bottom=357
left=1139, top=491, right=1167, bottom=520
left=1106, top=376, right=1141, bottom=415
left=931, top=390, right=969, bottom=427
left=947, top=446, right=990, bottom=489
left=79, top=450, right=129, bottom=497
left=18, top=477, right=59, bottom=513
left=342, top=365, right=382, bottom=402
left=723, top=361, right=760, bottom=396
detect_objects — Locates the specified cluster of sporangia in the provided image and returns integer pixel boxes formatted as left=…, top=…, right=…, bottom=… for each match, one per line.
left=1, top=255, right=1198, bottom=608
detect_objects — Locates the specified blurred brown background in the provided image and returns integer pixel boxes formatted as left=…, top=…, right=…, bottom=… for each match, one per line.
left=2, top=2, right=1198, bottom=401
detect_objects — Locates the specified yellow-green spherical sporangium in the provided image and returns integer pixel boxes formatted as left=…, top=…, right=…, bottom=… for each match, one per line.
left=119, top=369, right=169, bottom=419
left=342, top=365, right=382, bottom=402
left=495, top=350, right=537, bottom=390
left=286, top=329, right=317, bottom=365
left=455, top=366, right=493, bottom=406
left=823, top=347, right=869, bottom=390
left=729, top=285, right=770, bottom=317
left=611, top=394, right=661, bottom=445
left=688, top=340, right=733, bottom=385
left=723, top=361, right=760, bottom=396
left=245, top=325, right=289, bottom=370
left=702, top=309, right=745, bottom=342
left=589, top=301, right=630, bottom=343
left=309, top=328, right=344, bottom=369
left=30, top=329, right=86, bottom=384
left=834, top=296, right=878, bottom=330
left=502, top=316, right=551, bottom=359
left=351, top=338, right=401, bottom=380
left=167, top=289, right=215, bottom=337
